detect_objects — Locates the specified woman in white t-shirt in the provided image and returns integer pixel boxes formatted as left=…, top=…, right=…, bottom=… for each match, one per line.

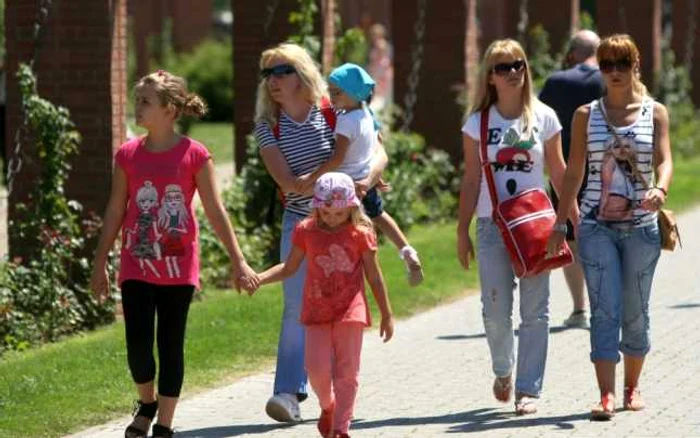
left=457, top=39, right=570, bottom=415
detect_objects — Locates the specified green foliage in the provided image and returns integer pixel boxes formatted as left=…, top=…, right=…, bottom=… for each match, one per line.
left=579, top=10, right=597, bottom=32
left=289, top=0, right=320, bottom=60
left=381, top=133, right=459, bottom=229
left=335, top=27, right=369, bottom=66
left=164, top=39, right=234, bottom=124
left=525, top=24, right=561, bottom=92
left=1, top=65, right=115, bottom=355
left=198, top=138, right=279, bottom=287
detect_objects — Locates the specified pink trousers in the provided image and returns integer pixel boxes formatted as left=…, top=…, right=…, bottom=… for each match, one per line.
left=305, top=321, right=364, bottom=434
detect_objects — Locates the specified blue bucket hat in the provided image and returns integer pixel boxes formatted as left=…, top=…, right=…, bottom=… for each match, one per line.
left=329, top=63, right=376, bottom=102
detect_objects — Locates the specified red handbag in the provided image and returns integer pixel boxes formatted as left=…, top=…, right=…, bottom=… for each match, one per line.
left=479, top=109, right=573, bottom=278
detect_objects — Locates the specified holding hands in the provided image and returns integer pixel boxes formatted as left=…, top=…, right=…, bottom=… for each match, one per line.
left=233, top=261, right=260, bottom=295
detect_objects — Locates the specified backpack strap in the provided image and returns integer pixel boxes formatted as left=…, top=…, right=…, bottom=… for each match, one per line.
left=272, top=96, right=336, bottom=139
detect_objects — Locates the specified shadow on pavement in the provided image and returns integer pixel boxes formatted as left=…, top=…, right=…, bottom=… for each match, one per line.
left=175, top=421, right=303, bottom=437
left=351, top=407, right=590, bottom=434
left=668, top=303, right=700, bottom=309
left=436, top=325, right=587, bottom=341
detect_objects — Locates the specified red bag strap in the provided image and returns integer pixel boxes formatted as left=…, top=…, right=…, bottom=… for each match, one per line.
left=480, top=108, right=499, bottom=209
left=272, top=96, right=336, bottom=139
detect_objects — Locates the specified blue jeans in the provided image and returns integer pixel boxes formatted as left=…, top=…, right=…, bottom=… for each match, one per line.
left=577, top=221, right=661, bottom=363
left=476, top=218, right=551, bottom=397
left=273, top=210, right=309, bottom=398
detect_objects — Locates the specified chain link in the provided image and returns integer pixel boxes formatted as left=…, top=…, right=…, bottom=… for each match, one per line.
left=263, top=0, right=281, bottom=40
left=617, top=0, right=628, bottom=33
left=685, top=0, right=697, bottom=74
left=400, top=0, right=427, bottom=132
left=7, top=0, right=54, bottom=196
left=516, top=0, right=529, bottom=45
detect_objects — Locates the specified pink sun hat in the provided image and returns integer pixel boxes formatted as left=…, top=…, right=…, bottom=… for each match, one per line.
left=312, top=172, right=361, bottom=208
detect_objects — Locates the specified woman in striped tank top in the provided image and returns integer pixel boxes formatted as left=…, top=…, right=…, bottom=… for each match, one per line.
left=253, top=43, right=389, bottom=424
left=547, top=35, right=673, bottom=420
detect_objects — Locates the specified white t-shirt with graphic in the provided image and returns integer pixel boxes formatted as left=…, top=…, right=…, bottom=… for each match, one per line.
left=462, top=102, right=562, bottom=218
left=334, top=107, right=376, bottom=180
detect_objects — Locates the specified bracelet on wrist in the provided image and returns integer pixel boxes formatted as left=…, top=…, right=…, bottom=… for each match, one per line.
left=654, top=186, right=668, bottom=196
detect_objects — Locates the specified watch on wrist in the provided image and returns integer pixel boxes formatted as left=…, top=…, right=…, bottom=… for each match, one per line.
left=553, top=222, right=568, bottom=234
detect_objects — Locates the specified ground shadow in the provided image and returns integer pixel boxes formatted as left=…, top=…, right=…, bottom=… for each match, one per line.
left=436, top=325, right=587, bottom=341
left=669, top=303, right=700, bottom=309
left=351, top=407, right=591, bottom=434
left=175, top=421, right=307, bottom=437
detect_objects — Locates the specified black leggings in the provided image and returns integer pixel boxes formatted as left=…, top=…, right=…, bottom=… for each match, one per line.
left=121, top=280, right=195, bottom=397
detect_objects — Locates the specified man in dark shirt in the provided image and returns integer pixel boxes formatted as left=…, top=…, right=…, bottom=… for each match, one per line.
left=539, top=30, right=604, bottom=329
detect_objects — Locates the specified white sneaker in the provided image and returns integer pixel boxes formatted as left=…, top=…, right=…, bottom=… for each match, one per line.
left=265, top=393, right=301, bottom=422
left=563, top=310, right=589, bottom=328
left=399, top=245, right=424, bottom=287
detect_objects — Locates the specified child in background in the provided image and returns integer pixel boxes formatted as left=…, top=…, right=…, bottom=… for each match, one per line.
left=253, top=172, right=394, bottom=438
left=90, top=70, right=258, bottom=438
left=296, top=63, right=424, bottom=287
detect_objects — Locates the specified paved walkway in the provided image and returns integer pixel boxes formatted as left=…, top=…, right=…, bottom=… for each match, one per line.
left=68, top=207, right=700, bottom=438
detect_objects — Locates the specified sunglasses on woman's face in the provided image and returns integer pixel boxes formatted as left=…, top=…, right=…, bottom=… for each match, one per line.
left=599, top=58, right=632, bottom=74
left=261, top=64, right=297, bottom=79
left=492, top=59, right=526, bottom=76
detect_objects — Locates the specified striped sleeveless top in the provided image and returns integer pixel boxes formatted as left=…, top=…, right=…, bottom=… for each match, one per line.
left=254, top=106, right=335, bottom=216
left=580, top=98, right=657, bottom=228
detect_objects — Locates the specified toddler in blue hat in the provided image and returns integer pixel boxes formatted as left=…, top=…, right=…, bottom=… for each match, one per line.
left=298, top=63, right=424, bottom=286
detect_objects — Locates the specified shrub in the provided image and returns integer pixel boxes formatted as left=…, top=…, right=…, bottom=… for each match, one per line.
left=1, top=65, right=115, bottom=354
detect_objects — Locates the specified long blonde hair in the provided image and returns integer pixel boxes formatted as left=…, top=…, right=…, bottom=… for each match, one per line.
left=312, top=206, right=374, bottom=230
left=254, top=43, right=329, bottom=127
left=469, top=39, right=537, bottom=137
left=597, top=34, right=648, bottom=97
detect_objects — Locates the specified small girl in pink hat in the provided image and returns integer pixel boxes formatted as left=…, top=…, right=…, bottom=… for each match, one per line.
left=254, top=172, right=394, bottom=438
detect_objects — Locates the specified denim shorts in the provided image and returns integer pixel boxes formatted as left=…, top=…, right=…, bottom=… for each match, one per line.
left=362, top=186, right=384, bottom=219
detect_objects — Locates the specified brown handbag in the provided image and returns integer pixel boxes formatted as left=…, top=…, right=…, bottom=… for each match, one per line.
left=597, top=99, right=681, bottom=251
left=657, top=208, right=681, bottom=251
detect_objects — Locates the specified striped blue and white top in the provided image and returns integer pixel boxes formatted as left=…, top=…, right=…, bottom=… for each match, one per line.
left=580, top=98, right=657, bottom=228
left=254, top=106, right=335, bottom=216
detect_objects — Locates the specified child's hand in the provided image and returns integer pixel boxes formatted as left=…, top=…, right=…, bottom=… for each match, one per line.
left=242, top=273, right=261, bottom=296
left=354, top=178, right=370, bottom=199
left=380, top=314, right=394, bottom=342
left=232, top=262, right=259, bottom=294
left=90, top=266, right=110, bottom=304
left=376, top=177, right=392, bottom=193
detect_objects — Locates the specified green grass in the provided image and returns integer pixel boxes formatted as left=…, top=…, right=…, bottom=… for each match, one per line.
left=660, top=155, right=700, bottom=212
left=127, top=121, right=235, bottom=165
left=0, top=222, right=478, bottom=438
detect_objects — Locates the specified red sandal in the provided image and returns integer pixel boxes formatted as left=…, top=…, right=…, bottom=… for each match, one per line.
left=591, top=392, right=615, bottom=420
left=624, top=386, right=645, bottom=411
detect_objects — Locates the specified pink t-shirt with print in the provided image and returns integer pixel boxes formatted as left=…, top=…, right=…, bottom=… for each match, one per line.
left=115, top=136, right=210, bottom=289
left=292, top=218, right=377, bottom=326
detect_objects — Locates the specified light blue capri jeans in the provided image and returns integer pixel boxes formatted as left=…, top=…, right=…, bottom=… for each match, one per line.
left=476, top=218, right=551, bottom=398
left=273, top=210, right=309, bottom=399
left=577, top=221, right=661, bottom=363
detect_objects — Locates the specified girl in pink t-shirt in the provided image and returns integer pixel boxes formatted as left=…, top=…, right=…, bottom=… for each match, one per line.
left=89, top=70, right=258, bottom=438
left=254, top=172, right=394, bottom=438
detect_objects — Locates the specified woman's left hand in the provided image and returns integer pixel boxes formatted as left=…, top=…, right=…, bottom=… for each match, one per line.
left=641, top=187, right=666, bottom=211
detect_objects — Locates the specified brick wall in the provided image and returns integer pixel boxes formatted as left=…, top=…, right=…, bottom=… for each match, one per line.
left=392, top=0, right=472, bottom=160
left=596, top=0, right=661, bottom=92
left=5, top=0, right=127, bottom=255
left=672, top=0, right=700, bottom=105
left=232, top=0, right=299, bottom=171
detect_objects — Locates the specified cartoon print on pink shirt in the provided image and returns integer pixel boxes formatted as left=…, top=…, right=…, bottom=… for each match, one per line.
left=125, top=181, right=162, bottom=278
left=158, top=184, right=190, bottom=279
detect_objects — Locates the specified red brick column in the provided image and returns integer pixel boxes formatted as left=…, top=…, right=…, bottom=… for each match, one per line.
left=5, top=0, right=127, bottom=255
left=528, top=0, right=579, bottom=53
left=232, top=0, right=298, bottom=171
left=596, top=0, right=662, bottom=92
left=171, top=0, right=213, bottom=53
left=672, top=1, right=700, bottom=105
left=392, top=0, right=473, bottom=160
left=132, top=0, right=165, bottom=79
left=478, top=0, right=519, bottom=48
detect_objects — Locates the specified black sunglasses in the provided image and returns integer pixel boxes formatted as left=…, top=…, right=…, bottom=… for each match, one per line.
left=492, top=59, right=526, bottom=76
left=599, top=58, right=632, bottom=73
left=261, top=64, right=297, bottom=79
